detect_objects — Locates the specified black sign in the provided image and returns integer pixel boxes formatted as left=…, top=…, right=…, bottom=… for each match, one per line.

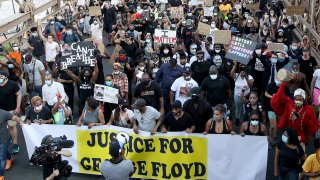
left=225, top=36, right=257, bottom=65
left=61, top=42, right=95, bottom=69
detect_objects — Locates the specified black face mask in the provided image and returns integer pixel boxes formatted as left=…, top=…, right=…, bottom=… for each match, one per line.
left=141, top=79, right=150, bottom=86
left=83, top=75, right=91, bottom=81
left=192, top=95, right=200, bottom=102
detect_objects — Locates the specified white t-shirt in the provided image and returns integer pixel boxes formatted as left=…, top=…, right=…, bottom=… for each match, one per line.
left=23, top=59, right=45, bottom=86
left=234, top=73, right=254, bottom=96
left=134, top=106, right=160, bottom=132
left=42, top=81, right=68, bottom=106
left=45, top=41, right=58, bottom=62
left=171, top=77, right=199, bottom=105
left=90, top=24, right=103, bottom=41
left=313, top=69, right=320, bottom=88
left=189, top=56, right=197, bottom=65
left=111, top=109, right=134, bottom=128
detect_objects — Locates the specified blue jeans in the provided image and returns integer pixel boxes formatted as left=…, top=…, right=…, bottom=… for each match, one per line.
left=0, top=140, right=10, bottom=176
left=278, top=166, right=299, bottom=180
left=29, top=85, right=43, bottom=101
left=234, top=94, right=243, bottom=120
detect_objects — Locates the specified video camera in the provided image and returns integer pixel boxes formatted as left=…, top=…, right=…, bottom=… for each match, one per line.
left=30, top=135, right=74, bottom=178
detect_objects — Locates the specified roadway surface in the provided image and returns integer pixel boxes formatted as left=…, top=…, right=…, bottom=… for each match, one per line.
left=4, top=45, right=318, bottom=180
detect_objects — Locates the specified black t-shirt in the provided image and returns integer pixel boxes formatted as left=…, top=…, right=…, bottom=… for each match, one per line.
left=0, top=80, right=20, bottom=111
left=298, top=56, right=317, bottom=78
left=181, top=28, right=193, bottom=41
left=120, top=41, right=138, bottom=62
left=201, top=75, right=231, bottom=106
left=134, top=81, right=162, bottom=110
left=183, top=99, right=212, bottom=133
left=190, top=61, right=211, bottom=85
left=164, top=112, right=194, bottom=132
left=58, top=67, right=78, bottom=91
left=28, top=35, right=44, bottom=57
left=266, top=82, right=279, bottom=111
left=169, top=0, right=182, bottom=6
left=26, top=106, right=53, bottom=122
left=79, top=80, right=94, bottom=104
left=276, top=140, right=304, bottom=169
left=115, top=57, right=135, bottom=79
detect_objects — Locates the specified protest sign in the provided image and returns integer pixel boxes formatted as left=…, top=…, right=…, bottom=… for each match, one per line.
left=22, top=125, right=268, bottom=179
left=170, top=7, right=184, bottom=19
left=84, top=37, right=95, bottom=42
left=111, top=0, right=121, bottom=5
left=286, top=6, right=305, bottom=15
left=189, top=0, right=205, bottom=6
left=94, top=84, right=119, bottom=104
left=154, top=29, right=177, bottom=45
left=156, top=0, right=168, bottom=3
left=197, top=22, right=211, bottom=36
left=88, top=6, right=101, bottom=16
left=204, top=0, right=213, bottom=7
left=214, top=30, right=231, bottom=44
left=246, top=3, right=260, bottom=10
left=267, top=43, right=284, bottom=52
left=225, top=36, right=257, bottom=65
left=60, top=42, right=95, bottom=69
left=204, top=7, right=214, bottom=17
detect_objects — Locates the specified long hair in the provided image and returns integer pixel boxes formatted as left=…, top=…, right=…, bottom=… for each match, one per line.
left=285, top=127, right=300, bottom=146
left=113, top=107, right=121, bottom=125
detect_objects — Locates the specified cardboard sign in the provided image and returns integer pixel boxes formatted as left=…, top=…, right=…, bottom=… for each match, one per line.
left=170, top=7, right=184, bottom=19
left=246, top=3, right=260, bottom=10
left=204, top=0, right=213, bottom=7
left=189, top=0, right=205, bottom=6
left=214, top=30, right=231, bottom=44
left=225, top=36, right=257, bottom=65
left=267, top=43, right=285, bottom=52
left=94, top=84, right=119, bottom=104
left=88, top=6, right=101, bottom=16
left=84, top=38, right=96, bottom=42
left=153, top=29, right=177, bottom=45
left=156, top=0, right=168, bottom=3
left=286, top=6, right=305, bottom=15
left=197, top=22, right=211, bottom=36
left=61, top=42, right=95, bottom=69
left=204, top=7, right=214, bottom=17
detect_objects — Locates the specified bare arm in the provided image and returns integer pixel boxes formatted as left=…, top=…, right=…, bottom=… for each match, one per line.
left=91, top=62, right=99, bottom=83
left=58, top=149, right=72, bottom=157
left=64, top=69, right=80, bottom=82
left=274, top=147, right=280, bottom=177
left=169, top=90, right=175, bottom=104
left=40, top=69, right=45, bottom=85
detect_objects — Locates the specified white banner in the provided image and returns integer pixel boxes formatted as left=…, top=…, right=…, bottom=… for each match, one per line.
left=22, top=124, right=267, bottom=179
left=154, top=29, right=177, bottom=45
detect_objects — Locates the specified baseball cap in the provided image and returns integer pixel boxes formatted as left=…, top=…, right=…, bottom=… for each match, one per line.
left=24, top=54, right=33, bottom=64
left=118, top=98, right=129, bottom=106
left=171, top=100, right=182, bottom=109
left=183, top=67, right=192, bottom=73
left=109, top=139, right=121, bottom=157
left=0, top=70, right=9, bottom=77
left=190, top=87, right=201, bottom=95
left=132, top=98, right=146, bottom=108
left=125, top=32, right=131, bottom=38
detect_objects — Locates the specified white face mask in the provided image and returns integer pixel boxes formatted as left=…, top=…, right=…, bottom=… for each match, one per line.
left=211, top=23, right=216, bottom=28
left=145, top=39, right=151, bottom=44
left=13, top=47, right=19, bottom=51
left=187, top=13, right=192, bottom=16
left=210, top=74, right=217, bottom=80
left=255, top=49, right=262, bottom=54
left=66, top=30, right=72, bottom=35
left=114, top=70, right=120, bottom=75
left=35, top=105, right=43, bottom=111
left=215, top=49, right=221, bottom=53
left=250, top=120, right=259, bottom=126
left=264, top=15, right=269, bottom=19
left=32, top=32, right=38, bottom=36
left=45, top=80, right=52, bottom=86
left=291, top=45, right=298, bottom=50
left=163, top=49, right=169, bottom=54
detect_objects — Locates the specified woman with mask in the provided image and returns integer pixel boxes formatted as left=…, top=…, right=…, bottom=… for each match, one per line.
left=230, top=60, right=254, bottom=127
left=157, top=44, right=173, bottom=63
left=203, top=104, right=235, bottom=135
left=52, top=95, right=73, bottom=125
left=241, top=91, right=266, bottom=123
left=138, top=33, right=154, bottom=57
left=240, top=110, right=267, bottom=136
left=135, top=61, right=148, bottom=85
left=25, top=96, right=53, bottom=125
left=274, top=128, right=307, bottom=179
left=77, top=96, right=105, bottom=129
left=271, top=81, right=320, bottom=149
left=107, top=98, right=134, bottom=128
left=103, top=74, right=120, bottom=122
left=276, top=29, right=286, bottom=44
left=148, top=53, right=162, bottom=79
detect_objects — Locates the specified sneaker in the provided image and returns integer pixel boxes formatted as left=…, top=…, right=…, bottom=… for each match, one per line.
left=12, top=144, right=20, bottom=154
left=5, top=158, right=12, bottom=170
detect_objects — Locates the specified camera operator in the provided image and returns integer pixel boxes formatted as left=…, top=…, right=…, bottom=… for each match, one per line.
left=44, top=150, right=71, bottom=180
left=100, top=139, right=134, bottom=180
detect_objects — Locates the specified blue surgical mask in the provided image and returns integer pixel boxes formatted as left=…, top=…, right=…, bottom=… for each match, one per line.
left=275, top=79, right=281, bottom=86
left=105, top=81, right=112, bottom=86
left=250, top=120, right=259, bottom=126
left=282, top=134, right=288, bottom=143
left=8, top=64, right=14, bottom=69
left=271, top=58, right=278, bottom=64
left=0, top=78, right=4, bottom=84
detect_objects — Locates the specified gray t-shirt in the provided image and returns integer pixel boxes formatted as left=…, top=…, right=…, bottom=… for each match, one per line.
left=133, top=106, right=160, bottom=132
left=83, top=107, right=99, bottom=125
left=0, top=109, right=13, bottom=144
left=100, top=159, right=134, bottom=180
left=23, top=59, right=45, bottom=86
